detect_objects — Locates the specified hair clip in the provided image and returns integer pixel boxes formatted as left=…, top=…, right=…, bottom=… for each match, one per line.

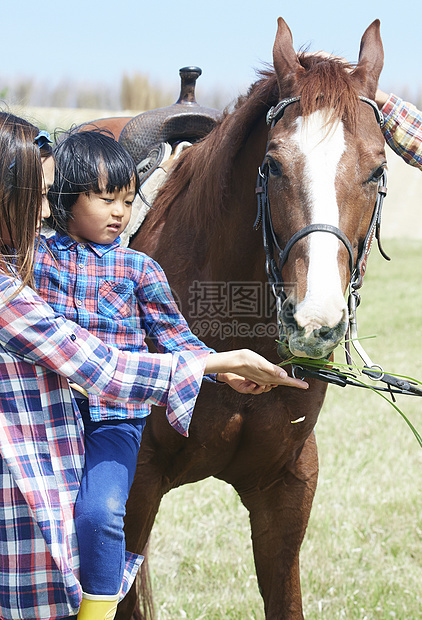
left=8, top=131, right=52, bottom=170
left=34, top=130, right=52, bottom=148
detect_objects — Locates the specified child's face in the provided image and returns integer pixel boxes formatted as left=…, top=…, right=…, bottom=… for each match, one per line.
left=67, top=178, right=136, bottom=245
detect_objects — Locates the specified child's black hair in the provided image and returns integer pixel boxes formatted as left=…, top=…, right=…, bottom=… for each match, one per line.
left=47, top=129, right=140, bottom=233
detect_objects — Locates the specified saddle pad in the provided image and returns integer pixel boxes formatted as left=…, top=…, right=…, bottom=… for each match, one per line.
left=119, top=141, right=192, bottom=247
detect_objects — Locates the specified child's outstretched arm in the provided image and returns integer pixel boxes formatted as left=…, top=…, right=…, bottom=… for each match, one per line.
left=204, top=349, right=308, bottom=392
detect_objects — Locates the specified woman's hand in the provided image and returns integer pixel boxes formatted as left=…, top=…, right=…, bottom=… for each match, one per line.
left=375, top=88, right=389, bottom=109
left=206, top=349, right=308, bottom=391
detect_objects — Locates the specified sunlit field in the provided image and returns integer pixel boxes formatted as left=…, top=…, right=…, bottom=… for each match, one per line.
left=146, top=239, right=422, bottom=619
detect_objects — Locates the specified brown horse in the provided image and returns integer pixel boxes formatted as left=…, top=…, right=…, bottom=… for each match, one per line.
left=101, top=17, right=385, bottom=620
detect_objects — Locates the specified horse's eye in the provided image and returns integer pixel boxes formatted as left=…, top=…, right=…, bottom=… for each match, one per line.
left=266, top=157, right=282, bottom=177
left=368, top=166, right=385, bottom=183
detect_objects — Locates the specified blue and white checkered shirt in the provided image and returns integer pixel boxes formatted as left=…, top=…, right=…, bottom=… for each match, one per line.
left=34, top=234, right=213, bottom=423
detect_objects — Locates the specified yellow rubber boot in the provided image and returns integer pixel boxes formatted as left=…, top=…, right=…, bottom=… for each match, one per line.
left=77, top=592, right=120, bottom=620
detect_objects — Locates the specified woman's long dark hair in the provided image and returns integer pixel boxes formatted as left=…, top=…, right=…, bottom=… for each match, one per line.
left=0, top=112, right=48, bottom=289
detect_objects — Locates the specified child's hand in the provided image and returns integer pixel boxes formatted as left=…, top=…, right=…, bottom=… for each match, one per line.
left=217, top=372, right=277, bottom=394
left=205, top=349, right=308, bottom=390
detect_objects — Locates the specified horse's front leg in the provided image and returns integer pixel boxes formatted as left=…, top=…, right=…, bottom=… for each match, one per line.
left=238, top=432, right=318, bottom=620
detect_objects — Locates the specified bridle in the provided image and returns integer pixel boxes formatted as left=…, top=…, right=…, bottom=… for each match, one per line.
left=255, top=94, right=388, bottom=309
left=253, top=95, right=422, bottom=397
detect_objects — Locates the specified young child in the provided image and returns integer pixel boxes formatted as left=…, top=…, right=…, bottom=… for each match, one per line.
left=34, top=130, right=308, bottom=620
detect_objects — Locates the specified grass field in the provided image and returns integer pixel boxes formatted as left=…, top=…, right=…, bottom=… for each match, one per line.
left=144, top=239, right=422, bottom=619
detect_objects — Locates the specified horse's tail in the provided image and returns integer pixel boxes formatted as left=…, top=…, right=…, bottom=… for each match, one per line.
left=132, top=540, right=155, bottom=620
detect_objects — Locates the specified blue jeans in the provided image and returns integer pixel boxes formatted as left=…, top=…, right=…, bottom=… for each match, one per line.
left=74, top=396, right=146, bottom=595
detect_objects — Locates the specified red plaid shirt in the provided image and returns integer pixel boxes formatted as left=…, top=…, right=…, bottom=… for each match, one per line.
left=0, top=273, right=209, bottom=619
left=382, top=94, right=422, bottom=170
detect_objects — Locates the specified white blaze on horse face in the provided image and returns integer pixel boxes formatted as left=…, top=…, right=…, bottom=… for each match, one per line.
left=291, top=111, right=347, bottom=336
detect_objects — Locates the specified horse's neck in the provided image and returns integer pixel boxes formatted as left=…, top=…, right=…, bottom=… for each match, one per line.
left=184, top=120, right=269, bottom=278
left=136, top=116, right=268, bottom=283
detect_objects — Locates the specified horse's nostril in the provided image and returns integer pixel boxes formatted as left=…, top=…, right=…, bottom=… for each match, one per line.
left=318, top=326, right=331, bottom=338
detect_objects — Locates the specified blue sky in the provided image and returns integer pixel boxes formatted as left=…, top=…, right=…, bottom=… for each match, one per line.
left=5, top=0, right=420, bottom=106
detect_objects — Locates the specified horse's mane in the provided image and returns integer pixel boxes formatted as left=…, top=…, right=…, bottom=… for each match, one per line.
left=296, top=53, right=359, bottom=131
left=141, top=71, right=279, bottom=235
left=143, top=56, right=359, bottom=233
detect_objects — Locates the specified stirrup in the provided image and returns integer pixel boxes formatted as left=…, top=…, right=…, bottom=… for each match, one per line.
left=137, top=142, right=172, bottom=186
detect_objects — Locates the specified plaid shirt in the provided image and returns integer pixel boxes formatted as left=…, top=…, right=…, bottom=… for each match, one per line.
left=0, top=273, right=209, bottom=619
left=382, top=94, right=422, bottom=170
left=34, top=234, right=213, bottom=422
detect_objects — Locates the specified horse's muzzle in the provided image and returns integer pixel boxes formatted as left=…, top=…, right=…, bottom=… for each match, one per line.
left=278, top=299, right=348, bottom=359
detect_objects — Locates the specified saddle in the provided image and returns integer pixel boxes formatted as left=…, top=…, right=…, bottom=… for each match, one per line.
left=118, top=66, right=221, bottom=245
left=119, top=66, right=221, bottom=164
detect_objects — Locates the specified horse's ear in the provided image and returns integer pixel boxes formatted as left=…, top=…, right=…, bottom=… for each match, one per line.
left=272, top=17, right=304, bottom=86
left=352, top=19, right=384, bottom=98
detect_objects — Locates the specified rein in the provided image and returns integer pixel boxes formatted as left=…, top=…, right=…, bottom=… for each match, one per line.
left=254, top=95, right=422, bottom=397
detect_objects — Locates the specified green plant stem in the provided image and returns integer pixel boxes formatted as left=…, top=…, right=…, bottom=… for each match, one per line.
left=278, top=350, right=422, bottom=448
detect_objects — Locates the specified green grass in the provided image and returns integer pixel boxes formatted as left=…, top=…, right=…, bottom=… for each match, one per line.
left=146, top=239, right=422, bottom=619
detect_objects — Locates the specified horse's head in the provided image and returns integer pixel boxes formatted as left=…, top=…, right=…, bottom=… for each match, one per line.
left=264, top=18, right=386, bottom=359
